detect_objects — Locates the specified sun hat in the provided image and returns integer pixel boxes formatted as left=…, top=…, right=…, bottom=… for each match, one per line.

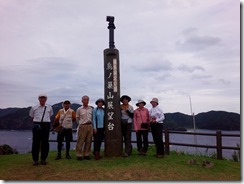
left=150, top=97, right=159, bottom=104
left=120, top=95, right=131, bottom=102
left=136, top=100, right=146, bottom=106
left=95, top=98, right=105, bottom=105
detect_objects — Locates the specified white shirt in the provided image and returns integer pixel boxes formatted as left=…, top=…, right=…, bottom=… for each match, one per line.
left=121, top=104, right=134, bottom=123
left=76, top=106, right=93, bottom=125
left=149, top=105, right=165, bottom=123
left=29, top=105, right=53, bottom=122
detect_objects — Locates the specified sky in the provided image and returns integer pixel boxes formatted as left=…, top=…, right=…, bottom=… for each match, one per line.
left=0, top=0, right=240, bottom=115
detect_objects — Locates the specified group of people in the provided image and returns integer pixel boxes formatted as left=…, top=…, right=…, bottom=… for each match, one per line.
left=29, top=94, right=165, bottom=166
left=120, top=95, right=165, bottom=158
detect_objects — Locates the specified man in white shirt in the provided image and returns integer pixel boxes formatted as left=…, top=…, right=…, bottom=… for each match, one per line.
left=29, top=94, right=53, bottom=165
left=75, top=95, right=93, bottom=160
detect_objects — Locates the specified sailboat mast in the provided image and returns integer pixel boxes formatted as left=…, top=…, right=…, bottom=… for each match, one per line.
left=189, top=96, right=197, bottom=154
left=189, top=96, right=196, bottom=132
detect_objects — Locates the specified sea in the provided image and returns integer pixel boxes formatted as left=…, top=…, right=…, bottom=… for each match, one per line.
left=0, top=129, right=240, bottom=160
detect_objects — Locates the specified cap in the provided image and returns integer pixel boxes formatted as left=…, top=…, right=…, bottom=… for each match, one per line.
left=38, top=94, right=47, bottom=98
left=63, top=100, right=71, bottom=104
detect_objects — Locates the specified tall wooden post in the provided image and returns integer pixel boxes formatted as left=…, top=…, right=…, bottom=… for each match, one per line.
left=216, top=130, right=222, bottom=160
left=164, top=129, right=170, bottom=155
left=104, top=16, right=122, bottom=156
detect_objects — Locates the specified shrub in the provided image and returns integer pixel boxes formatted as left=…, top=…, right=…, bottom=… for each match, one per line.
left=231, top=144, right=240, bottom=162
left=0, top=144, right=18, bottom=155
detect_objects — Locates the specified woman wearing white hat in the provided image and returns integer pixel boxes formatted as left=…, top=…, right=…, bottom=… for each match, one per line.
left=92, top=98, right=105, bottom=160
left=149, top=97, right=165, bottom=158
left=133, top=100, right=150, bottom=156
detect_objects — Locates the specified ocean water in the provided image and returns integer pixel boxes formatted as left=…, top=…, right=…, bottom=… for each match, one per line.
left=0, top=129, right=240, bottom=159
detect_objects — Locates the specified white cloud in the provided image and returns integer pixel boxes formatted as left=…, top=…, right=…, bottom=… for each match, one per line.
left=0, top=0, right=240, bottom=114
left=177, top=64, right=205, bottom=73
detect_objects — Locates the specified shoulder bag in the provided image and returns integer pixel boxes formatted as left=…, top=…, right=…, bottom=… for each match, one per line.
left=139, top=110, right=149, bottom=129
left=53, top=110, right=67, bottom=132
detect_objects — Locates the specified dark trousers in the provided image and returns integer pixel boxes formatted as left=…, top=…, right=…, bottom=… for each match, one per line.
left=57, top=128, right=73, bottom=155
left=150, top=123, right=164, bottom=155
left=93, top=128, right=104, bottom=154
left=121, top=123, right=132, bottom=155
left=32, top=122, right=50, bottom=161
left=136, top=130, right=149, bottom=153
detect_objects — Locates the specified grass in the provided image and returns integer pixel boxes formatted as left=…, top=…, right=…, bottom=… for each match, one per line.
left=0, top=146, right=240, bottom=181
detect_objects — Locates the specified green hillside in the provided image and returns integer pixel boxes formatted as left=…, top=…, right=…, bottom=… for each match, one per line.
left=0, top=103, right=240, bottom=131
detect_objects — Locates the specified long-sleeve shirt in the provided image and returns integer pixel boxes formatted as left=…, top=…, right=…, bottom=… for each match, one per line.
left=149, top=105, right=165, bottom=123
left=133, top=107, right=150, bottom=131
left=76, top=106, right=93, bottom=125
left=92, top=107, right=105, bottom=129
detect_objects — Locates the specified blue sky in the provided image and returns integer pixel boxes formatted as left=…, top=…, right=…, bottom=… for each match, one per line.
left=0, top=0, right=240, bottom=115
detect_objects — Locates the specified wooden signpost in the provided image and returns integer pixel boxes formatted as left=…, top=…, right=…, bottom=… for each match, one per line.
left=104, top=16, right=122, bottom=156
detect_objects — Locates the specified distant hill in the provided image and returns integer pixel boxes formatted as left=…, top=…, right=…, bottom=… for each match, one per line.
left=0, top=108, right=19, bottom=118
left=164, top=113, right=190, bottom=131
left=195, top=111, right=240, bottom=130
left=164, top=111, right=240, bottom=131
left=0, top=103, right=81, bottom=130
left=0, top=103, right=240, bottom=131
